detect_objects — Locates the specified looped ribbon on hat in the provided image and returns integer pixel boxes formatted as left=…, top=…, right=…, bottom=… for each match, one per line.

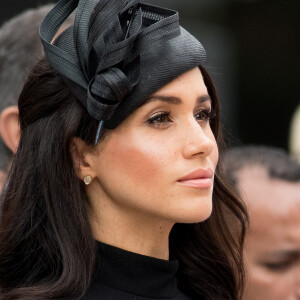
left=40, top=0, right=180, bottom=122
left=87, top=67, right=133, bottom=120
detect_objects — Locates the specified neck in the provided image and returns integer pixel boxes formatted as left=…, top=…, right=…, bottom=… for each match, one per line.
left=88, top=188, right=173, bottom=260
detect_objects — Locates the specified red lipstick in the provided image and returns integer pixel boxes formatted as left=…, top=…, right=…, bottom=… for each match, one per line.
left=177, top=168, right=214, bottom=188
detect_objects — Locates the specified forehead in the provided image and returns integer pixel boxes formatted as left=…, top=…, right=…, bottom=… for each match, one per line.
left=238, top=166, right=300, bottom=248
left=238, top=166, right=300, bottom=213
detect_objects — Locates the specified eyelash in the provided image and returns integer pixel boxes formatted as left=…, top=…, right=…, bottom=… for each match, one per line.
left=146, top=108, right=216, bottom=127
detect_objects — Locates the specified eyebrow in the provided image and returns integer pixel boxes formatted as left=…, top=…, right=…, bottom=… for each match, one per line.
left=145, top=95, right=211, bottom=105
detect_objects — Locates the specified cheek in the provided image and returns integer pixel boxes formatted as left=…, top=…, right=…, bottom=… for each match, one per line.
left=211, top=141, right=219, bottom=169
left=207, top=129, right=219, bottom=169
left=248, top=270, right=293, bottom=299
left=100, top=133, right=171, bottom=188
left=245, top=256, right=294, bottom=299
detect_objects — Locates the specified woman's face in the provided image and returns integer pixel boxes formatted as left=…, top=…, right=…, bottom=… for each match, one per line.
left=88, top=67, right=219, bottom=224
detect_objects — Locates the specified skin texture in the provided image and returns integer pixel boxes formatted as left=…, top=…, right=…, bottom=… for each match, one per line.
left=237, top=166, right=300, bottom=300
left=73, top=67, right=219, bottom=260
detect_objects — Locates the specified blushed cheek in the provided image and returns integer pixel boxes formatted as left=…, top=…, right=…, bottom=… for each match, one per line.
left=210, top=135, right=219, bottom=170
left=212, top=146, right=219, bottom=169
left=103, top=135, right=169, bottom=188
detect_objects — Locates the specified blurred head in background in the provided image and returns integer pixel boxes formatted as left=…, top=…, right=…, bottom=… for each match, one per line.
left=0, top=4, right=75, bottom=191
left=224, top=146, right=300, bottom=300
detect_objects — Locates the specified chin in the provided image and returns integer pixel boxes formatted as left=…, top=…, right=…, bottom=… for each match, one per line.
left=172, top=199, right=213, bottom=224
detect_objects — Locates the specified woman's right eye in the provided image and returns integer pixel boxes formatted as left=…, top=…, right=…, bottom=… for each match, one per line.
left=146, top=112, right=172, bottom=127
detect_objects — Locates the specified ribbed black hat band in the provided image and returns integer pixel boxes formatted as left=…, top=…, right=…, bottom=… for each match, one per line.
left=40, top=0, right=182, bottom=122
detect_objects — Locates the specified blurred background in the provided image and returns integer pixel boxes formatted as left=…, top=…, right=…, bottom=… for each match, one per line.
left=1, top=0, right=299, bottom=150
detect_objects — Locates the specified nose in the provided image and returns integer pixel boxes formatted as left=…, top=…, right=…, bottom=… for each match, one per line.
left=181, top=118, right=216, bottom=159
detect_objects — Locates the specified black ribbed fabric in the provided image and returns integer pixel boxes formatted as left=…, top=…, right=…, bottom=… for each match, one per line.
left=39, top=0, right=206, bottom=129
left=81, top=242, right=193, bottom=300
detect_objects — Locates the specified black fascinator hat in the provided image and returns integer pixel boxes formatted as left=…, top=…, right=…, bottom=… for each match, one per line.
left=40, top=0, right=206, bottom=132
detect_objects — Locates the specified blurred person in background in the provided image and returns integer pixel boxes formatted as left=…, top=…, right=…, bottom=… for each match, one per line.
left=290, top=105, right=300, bottom=161
left=224, top=146, right=300, bottom=300
left=0, top=4, right=73, bottom=192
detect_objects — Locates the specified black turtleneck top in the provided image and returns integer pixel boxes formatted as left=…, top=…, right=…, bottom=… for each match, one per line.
left=81, top=242, right=193, bottom=299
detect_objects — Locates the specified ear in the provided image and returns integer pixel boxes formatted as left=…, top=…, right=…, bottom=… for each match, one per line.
left=0, top=106, right=20, bottom=153
left=70, top=137, right=97, bottom=182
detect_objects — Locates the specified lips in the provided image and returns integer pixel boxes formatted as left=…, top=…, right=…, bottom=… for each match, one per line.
left=177, top=168, right=214, bottom=188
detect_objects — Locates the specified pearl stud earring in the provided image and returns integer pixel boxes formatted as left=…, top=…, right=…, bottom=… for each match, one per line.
left=83, top=175, right=92, bottom=185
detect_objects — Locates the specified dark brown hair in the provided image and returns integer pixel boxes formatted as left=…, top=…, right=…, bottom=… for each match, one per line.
left=0, top=58, right=248, bottom=299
